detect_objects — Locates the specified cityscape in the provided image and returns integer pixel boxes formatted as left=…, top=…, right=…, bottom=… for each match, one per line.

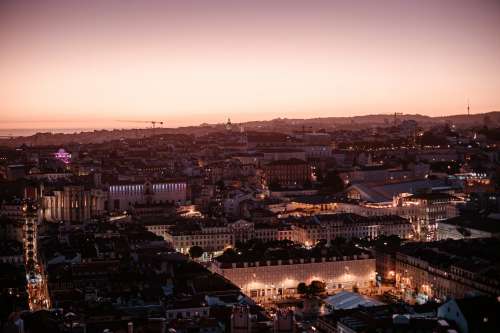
left=1, top=1, right=500, bottom=333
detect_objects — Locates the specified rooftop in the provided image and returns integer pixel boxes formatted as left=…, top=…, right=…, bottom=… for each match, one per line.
left=214, top=239, right=370, bottom=267
left=441, top=214, right=500, bottom=234
left=398, top=238, right=500, bottom=286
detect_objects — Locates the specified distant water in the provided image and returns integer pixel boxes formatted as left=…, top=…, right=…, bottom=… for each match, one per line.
left=0, top=128, right=108, bottom=137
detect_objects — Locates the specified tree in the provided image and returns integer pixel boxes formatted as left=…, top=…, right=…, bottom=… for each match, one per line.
left=297, top=281, right=326, bottom=296
left=188, top=246, right=204, bottom=259
left=309, top=280, right=326, bottom=295
left=297, top=282, right=308, bottom=295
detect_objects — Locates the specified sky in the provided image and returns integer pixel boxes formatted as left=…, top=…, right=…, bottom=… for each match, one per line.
left=1, top=0, right=500, bottom=129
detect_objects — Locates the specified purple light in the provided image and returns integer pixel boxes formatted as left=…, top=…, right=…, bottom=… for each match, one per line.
left=54, top=148, right=71, bottom=164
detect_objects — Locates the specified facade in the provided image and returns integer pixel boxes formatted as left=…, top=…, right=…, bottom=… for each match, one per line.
left=263, top=159, right=312, bottom=187
left=394, top=239, right=500, bottom=301
left=437, top=297, right=500, bottom=333
left=42, top=186, right=107, bottom=222
left=212, top=254, right=375, bottom=302
left=398, top=193, right=459, bottom=240
left=287, top=194, right=459, bottom=241
left=288, top=214, right=412, bottom=245
left=107, top=180, right=187, bottom=211
left=146, top=223, right=234, bottom=255
left=261, top=149, right=307, bottom=162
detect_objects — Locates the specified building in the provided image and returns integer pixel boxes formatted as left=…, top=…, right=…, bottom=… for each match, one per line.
left=437, top=213, right=500, bottom=240
left=263, top=159, right=312, bottom=188
left=288, top=214, right=412, bottom=245
left=345, top=179, right=457, bottom=204
left=261, top=149, right=307, bottom=162
left=211, top=242, right=375, bottom=302
left=165, top=297, right=211, bottom=321
left=317, top=304, right=454, bottom=333
left=286, top=193, right=459, bottom=242
left=107, top=180, right=187, bottom=211
left=399, top=193, right=460, bottom=240
left=231, top=305, right=252, bottom=333
left=323, top=291, right=384, bottom=312
left=395, top=238, right=500, bottom=302
left=42, top=185, right=107, bottom=222
left=146, top=219, right=234, bottom=256
left=437, top=296, right=500, bottom=333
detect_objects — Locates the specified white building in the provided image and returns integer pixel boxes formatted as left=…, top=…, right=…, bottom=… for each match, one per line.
left=145, top=221, right=234, bottom=255
left=288, top=213, right=413, bottom=244
left=211, top=254, right=375, bottom=302
left=107, top=180, right=187, bottom=211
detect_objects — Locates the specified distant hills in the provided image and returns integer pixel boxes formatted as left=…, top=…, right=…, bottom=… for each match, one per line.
left=242, top=111, right=500, bottom=127
left=1, top=111, right=499, bottom=147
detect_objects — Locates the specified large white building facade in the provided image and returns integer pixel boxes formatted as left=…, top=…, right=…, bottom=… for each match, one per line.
left=107, top=180, right=187, bottom=211
left=211, top=255, right=375, bottom=302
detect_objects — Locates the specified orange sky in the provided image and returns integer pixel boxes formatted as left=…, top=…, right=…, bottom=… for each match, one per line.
left=1, top=0, right=500, bottom=129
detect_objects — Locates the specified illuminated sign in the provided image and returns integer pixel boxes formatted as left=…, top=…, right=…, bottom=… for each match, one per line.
left=54, top=148, right=71, bottom=164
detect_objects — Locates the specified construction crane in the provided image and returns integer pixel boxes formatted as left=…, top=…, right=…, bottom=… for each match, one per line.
left=116, top=120, right=164, bottom=137
left=117, top=120, right=164, bottom=128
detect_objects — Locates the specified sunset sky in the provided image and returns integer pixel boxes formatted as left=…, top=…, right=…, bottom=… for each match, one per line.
left=1, top=0, right=500, bottom=129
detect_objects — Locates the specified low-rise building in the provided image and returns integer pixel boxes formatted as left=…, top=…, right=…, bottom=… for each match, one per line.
left=288, top=213, right=413, bottom=244
left=107, top=179, right=187, bottom=211
left=146, top=219, right=234, bottom=255
left=394, top=238, right=500, bottom=302
left=263, top=159, right=312, bottom=188
left=211, top=242, right=375, bottom=302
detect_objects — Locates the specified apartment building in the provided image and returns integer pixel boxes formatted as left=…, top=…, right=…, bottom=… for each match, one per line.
left=394, top=238, right=500, bottom=302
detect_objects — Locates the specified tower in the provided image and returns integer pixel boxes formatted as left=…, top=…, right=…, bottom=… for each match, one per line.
left=467, top=99, right=470, bottom=116
left=225, top=118, right=233, bottom=131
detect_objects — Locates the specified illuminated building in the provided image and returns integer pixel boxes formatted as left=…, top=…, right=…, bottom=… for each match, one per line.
left=41, top=185, right=107, bottom=222
left=289, top=214, right=413, bottom=243
left=286, top=191, right=459, bottom=241
left=394, top=238, right=500, bottom=302
left=145, top=220, right=234, bottom=255
left=211, top=245, right=375, bottom=302
left=107, top=180, right=187, bottom=211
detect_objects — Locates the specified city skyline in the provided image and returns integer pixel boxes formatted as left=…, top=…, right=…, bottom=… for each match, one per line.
left=1, top=0, right=500, bottom=129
